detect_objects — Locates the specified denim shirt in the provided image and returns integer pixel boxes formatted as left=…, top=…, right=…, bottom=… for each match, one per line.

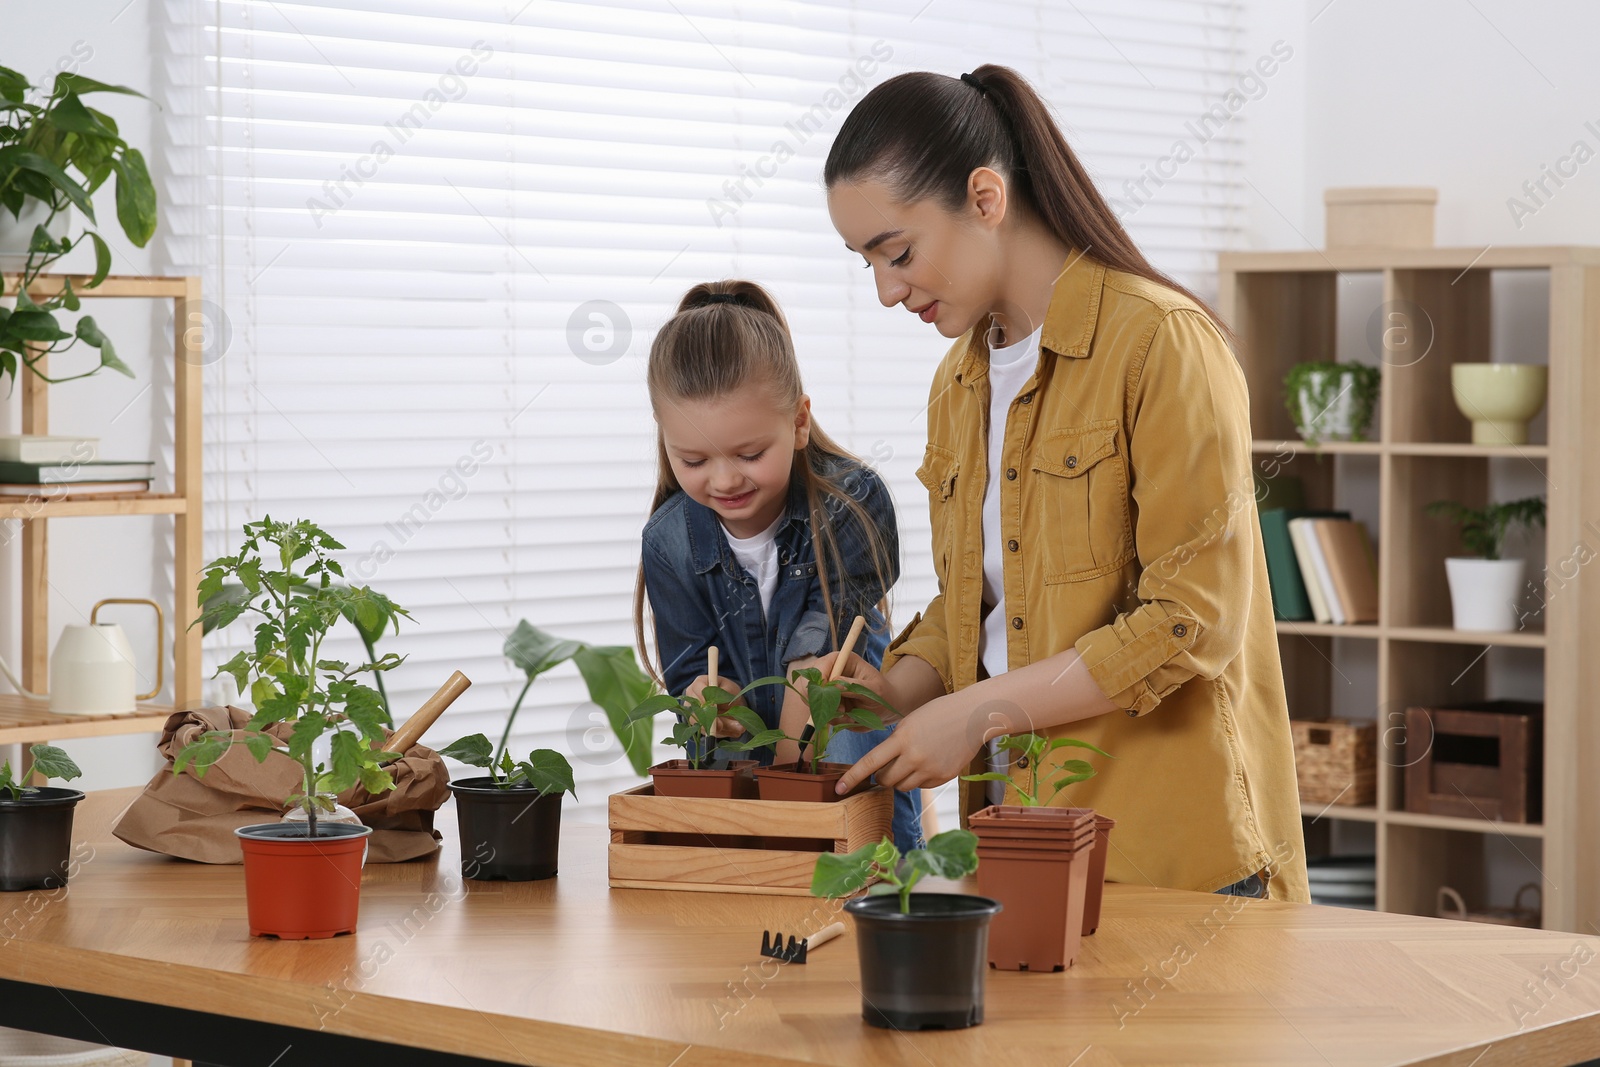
left=640, top=457, right=900, bottom=740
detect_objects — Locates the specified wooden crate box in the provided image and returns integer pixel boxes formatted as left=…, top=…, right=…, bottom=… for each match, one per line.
left=1291, top=718, right=1376, bottom=806
left=608, top=783, right=892, bottom=896
left=1404, top=701, right=1543, bottom=823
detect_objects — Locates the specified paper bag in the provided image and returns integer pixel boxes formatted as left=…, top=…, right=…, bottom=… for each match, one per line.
left=112, top=704, right=449, bottom=863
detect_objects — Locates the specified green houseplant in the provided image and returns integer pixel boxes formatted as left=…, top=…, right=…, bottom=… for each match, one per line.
left=435, top=619, right=649, bottom=879
left=811, top=830, right=999, bottom=1030
left=0, top=744, right=84, bottom=891
left=0, top=67, right=158, bottom=387
left=176, top=517, right=408, bottom=939
left=627, top=678, right=767, bottom=799
left=1428, top=495, right=1547, bottom=632
left=963, top=732, right=1113, bottom=971
left=1283, top=361, right=1380, bottom=445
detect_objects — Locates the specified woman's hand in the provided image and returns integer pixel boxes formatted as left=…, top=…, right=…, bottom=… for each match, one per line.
left=831, top=689, right=993, bottom=792
left=685, top=673, right=750, bottom=739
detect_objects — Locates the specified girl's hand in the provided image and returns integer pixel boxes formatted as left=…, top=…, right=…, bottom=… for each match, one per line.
left=832, top=689, right=996, bottom=793
left=686, top=673, right=749, bottom=739
left=812, top=650, right=903, bottom=731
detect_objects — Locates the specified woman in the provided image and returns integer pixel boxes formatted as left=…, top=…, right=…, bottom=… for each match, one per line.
left=820, top=65, right=1308, bottom=902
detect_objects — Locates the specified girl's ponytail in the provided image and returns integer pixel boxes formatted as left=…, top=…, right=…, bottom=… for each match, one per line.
left=824, top=66, right=1232, bottom=341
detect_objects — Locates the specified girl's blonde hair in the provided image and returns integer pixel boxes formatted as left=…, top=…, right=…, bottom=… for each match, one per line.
left=634, top=279, right=895, bottom=689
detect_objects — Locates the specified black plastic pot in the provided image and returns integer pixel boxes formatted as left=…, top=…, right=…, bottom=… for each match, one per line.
left=448, top=777, right=563, bottom=881
left=0, top=788, right=86, bottom=892
left=844, top=893, right=1003, bottom=1030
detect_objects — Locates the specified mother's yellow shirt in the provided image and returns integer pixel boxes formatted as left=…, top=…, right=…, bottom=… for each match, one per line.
left=884, top=255, right=1310, bottom=902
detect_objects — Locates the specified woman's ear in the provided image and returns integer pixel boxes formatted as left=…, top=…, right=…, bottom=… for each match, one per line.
left=794, top=394, right=812, bottom=450
left=969, top=166, right=1008, bottom=230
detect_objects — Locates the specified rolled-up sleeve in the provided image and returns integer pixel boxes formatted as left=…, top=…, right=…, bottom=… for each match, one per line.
left=784, top=464, right=902, bottom=664
left=1073, top=308, right=1258, bottom=717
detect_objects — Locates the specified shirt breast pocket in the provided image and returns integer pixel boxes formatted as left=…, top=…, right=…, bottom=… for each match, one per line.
left=915, top=443, right=960, bottom=577
left=1030, top=421, right=1135, bottom=583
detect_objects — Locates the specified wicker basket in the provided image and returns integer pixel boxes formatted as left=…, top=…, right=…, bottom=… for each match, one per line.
left=1291, top=719, right=1376, bottom=806
left=1437, top=884, right=1541, bottom=928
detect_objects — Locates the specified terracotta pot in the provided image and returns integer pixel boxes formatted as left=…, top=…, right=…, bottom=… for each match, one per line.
left=970, top=805, right=1096, bottom=972
left=234, top=822, right=372, bottom=939
left=0, top=787, right=85, bottom=892
left=648, top=758, right=758, bottom=799
left=448, top=777, right=562, bottom=882
left=754, top=761, right=868, bottom=802
left=1082, top=814, right=1117, bottom=936
left=845, top=893, right=1002, bottom=1030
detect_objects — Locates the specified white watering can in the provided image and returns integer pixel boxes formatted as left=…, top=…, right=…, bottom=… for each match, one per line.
left=45, top=599, right=164, bottom=715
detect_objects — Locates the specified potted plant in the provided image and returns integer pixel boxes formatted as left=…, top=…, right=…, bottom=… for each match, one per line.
left=727, top=666, right=891, bottom=802
left=811, top=830, right=998, bottom=1030
left=0, top=745, right=83, bottom=892
left=438, top=734, right=575, bottom=882
left=1427, top=495, right=1546, bottom=632
left=1283, top=361, right=1380, bottom=445
left=0, top=67, right=158, bottom=388
left=176, top=517, right=409, bottom=939
left=627, top=678, right=765, bottom=799
left=962, top=733, right=1111, bottom=971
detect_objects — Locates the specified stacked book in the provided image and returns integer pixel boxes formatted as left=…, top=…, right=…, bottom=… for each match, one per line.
left=0, top=435, right=153, bottom=498
left=1259, top=508, right=1379, bottom=624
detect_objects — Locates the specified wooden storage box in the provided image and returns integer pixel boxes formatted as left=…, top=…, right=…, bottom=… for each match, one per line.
left=1291, top=718, right=1376, bottom=806
left=1404, top=701, right=1543, bottom=823
left=1324, top=186, right=1436, bottom=248
left=608, top=783, right=892, bottom=896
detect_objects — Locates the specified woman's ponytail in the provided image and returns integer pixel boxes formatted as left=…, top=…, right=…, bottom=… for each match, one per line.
left=824, top=66, right=1232, bottom=341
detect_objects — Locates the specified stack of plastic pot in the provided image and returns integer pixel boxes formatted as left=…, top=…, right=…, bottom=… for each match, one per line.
left=969, top=805, right=1114, bottom=972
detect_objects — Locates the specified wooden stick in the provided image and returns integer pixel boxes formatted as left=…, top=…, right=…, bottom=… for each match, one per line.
left=387, top=670, right=472, bottom=754
left=827, top=615, right=867, bottom=682
left=806, top=922, right=846, bottom=952
left=708, top=645, right=719, bottom=689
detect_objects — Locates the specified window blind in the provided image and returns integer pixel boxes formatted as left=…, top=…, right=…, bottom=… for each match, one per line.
left=154, top=0, right=1244, bottom=819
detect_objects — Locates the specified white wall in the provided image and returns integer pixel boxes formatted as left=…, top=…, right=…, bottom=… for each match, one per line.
left=1, top=0, right=167, bottom=796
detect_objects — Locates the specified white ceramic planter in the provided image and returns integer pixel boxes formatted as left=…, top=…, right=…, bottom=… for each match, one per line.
left=1297, top=370, right=1360, bottom=441
left=1443, top=557, right=1526, bottom=632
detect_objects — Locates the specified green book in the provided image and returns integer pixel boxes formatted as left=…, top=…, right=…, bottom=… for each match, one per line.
left=0, top=459, right=155, bottom=484
left=1259, top=507, right=1349, bottom=621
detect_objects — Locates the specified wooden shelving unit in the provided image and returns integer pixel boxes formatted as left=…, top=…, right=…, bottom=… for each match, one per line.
left=0, top=274, right=203, bottom=753
left=1219, top=246, right=1600, bottom=933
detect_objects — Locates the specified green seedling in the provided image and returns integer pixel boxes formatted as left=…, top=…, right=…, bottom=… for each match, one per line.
left=811, top=829, right=980, bottom=914
left=961, top=732, right=1112, bottom=806
left=722, top=667, right=893, bottom=773
left=627, top=678, right=771, bottom=770
left=0, top=745, right=81, bottom=800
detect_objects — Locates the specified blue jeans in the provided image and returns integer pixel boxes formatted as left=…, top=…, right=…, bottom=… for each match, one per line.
left=825, top=725, right=924, bottom=853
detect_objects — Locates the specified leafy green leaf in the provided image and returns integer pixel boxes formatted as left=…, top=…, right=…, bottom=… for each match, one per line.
left=84, top=230, right=111, bottom=288
left=53, top=73, right=147, bottom=99
left=6, top=310, right=70, bottom=342
left=515, top=749, right=576, bottom=799
left=905, top=829, right=979, bottom=881
left=173, top=731, right=232, bottom=778
left=325, top=731, right=363, bottom=794
left=439, top=732, right=494, bottom=769
left=1046, top=737, right=1114, bottom=760
left=75, top=315, right=133, bottom=376
left=503, top=620, right=582, bottom=681
left=48, top=92, right=108, bottom=137
left=626, top=693, right=683, bottom=723
left=719, top=706, right=767, bottom=736
left=810, top=840, right=880, bottom=899
left=958, top=771, right=1015, bottom=784
left=0, top=147, right=95, bottom=221
left=241, top=733, right=276, bottom=763
left=571, top=644, right=655, bottom=777
left=27, top=744, right=81, bottom=783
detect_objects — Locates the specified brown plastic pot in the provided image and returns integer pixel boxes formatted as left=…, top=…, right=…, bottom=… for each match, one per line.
left=970, top=805, right=1096, bottom=972
left=234, top=822, right=372, bottom=940
left=1081, top=814, right=1117, bottom=936
left=649, top=759, right=758, bottom=799
left=754, top=761, right=868, bottom=802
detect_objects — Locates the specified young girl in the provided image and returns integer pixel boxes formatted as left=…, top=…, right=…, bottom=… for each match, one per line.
left=633, top=279, right=923, bottom=850
left=819, top=66, right=1309, bottom=903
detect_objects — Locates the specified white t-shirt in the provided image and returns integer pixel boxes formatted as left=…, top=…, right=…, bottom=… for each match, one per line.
left=723, top=512, right=784, bottom=616
left=978, top=323, right=1043, bottom=681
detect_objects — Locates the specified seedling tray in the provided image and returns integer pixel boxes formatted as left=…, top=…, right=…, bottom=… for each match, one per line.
left=608, top=782, right=892, bottom=896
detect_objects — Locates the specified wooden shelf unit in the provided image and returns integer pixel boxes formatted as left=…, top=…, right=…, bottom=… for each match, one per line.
left=1219, top=247, right=1600, bottom=933
left=0, top=274, right=203, bottom=748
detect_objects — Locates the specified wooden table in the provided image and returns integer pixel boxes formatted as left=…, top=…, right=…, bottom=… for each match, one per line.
left=0, top=789, right=1597, bottom=1067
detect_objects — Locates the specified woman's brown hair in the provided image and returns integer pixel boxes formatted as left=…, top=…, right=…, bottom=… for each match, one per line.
left=633, top=279, right=896, bottom=690
left=822, top=65, right=1232, bottom=340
